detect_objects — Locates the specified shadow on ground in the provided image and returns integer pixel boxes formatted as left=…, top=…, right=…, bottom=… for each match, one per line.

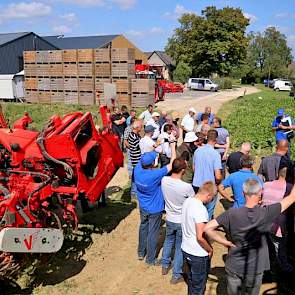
left=1, top=187, right=136, bottom=294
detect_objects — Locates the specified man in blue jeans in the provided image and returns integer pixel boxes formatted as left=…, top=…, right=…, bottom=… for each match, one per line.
left=134, top=143, right=176, bottom=265
left=161, top=158, right=195, bottom=284
left=192, top=129, right=222, bottom=219
left=181, top=181, right=217, bottom=295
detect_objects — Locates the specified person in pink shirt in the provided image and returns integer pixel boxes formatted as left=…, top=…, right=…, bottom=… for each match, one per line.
left=262, top=166, right=294, bottom=273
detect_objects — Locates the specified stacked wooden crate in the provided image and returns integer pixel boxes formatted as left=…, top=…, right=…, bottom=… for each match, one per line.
left=111, top=48, right=135, bottom=106
left=24, top=47, right=155, bottom=107
left=77, top=49, right=95, bottom=105
left=38, top=50, right=63, bottom=103
left=63, top=49, right=78, bottom=104
left=24, top=51, right=38, bottom=102
left=131, top=79, right=155, bottom=108
left=94, top=48, right=111, bottom=105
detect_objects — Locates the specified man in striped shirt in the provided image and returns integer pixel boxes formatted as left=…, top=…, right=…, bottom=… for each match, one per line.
left=128, top=120, right=142, bottom=198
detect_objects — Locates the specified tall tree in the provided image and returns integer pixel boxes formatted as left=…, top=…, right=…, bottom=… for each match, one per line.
left=243, top=27, right=292, bottom=82
left=166, top=6, right=249, bottom=77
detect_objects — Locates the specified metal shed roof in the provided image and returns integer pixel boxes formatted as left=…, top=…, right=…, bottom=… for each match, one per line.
left=42, top=35, right=119, bottom=49
left=0, top=32, right=31, bottom=47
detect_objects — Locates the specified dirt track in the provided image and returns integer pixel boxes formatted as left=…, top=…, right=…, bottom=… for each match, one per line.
left=30, top=87, right=276, bottom=295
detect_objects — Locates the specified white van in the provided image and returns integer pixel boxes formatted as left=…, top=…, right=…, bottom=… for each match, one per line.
left=273, top=80, right=293, bottom=91
left=188, top=78, right=219, bottom=92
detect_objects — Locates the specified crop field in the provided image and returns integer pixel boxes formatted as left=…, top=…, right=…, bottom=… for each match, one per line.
left=1, top=103, right=99, bottom=130
left=219, top=85, right=295, bottom=156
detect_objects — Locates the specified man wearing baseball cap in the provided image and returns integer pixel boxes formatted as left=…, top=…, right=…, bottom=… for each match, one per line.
left=272, top=108, right=295, bottom=144
left=134, top=142, right=176, bottom=265
left=181, top=108, right=197, bottom=141
left=139, top=125, right=161, bottom=154
left=146, top=112, right=161, bottom=140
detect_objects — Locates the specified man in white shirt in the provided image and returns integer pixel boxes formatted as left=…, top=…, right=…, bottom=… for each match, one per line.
left=161, top=158, right=195, bottom=284
left=139, top=125, right=161, bottom=154
left=181, top=181, right=217, bottom=295
left=181, top=107, right=196, bottom=141
left=139, top=104, right=153, bottom=125
left=146, top=112, right=160, bottom=140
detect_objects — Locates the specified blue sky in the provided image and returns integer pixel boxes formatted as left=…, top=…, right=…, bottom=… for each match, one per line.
left=0, top=0, right=294, bottom=55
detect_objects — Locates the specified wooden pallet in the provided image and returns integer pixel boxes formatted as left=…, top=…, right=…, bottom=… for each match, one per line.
left=48, top=64, right=63, bottom=76
left=64, top=78, right=78, bottom=91
left=24, top=51, right=36, bottom=63
left=63, top=63, right=78, bottom=76
left=78, top=49, right=93, bottom=62
left=37, top=78, right=50, bottom=91
left=63, top=50, right=77, bottom=62
left=36, top=51, right=48, bottom=63
left=25, top=77, right=37, bottom=90
left=39, top=91, right=51, bottom=104
left=112, top=78, right=131, bottom=93
left=78, top=63, right=93, bottom=76
left=50, top=78, right=64, bottom=90
left=79, top=91, right=95, bottom=105
left=131, top=79, right=155, bottom=94
left=47, top=51, right=62, bottom=63
left=112, top=63, right=135, bottom=78
left=111, top=48, right=135, bottom=62
left=94, top=49, right=110, bottom=62
left=64, top=91, right=78, bottom=104
left=24, top=64, right=36, bottom=76
left=25, top=90, right=39, bottom=103
left=131, top=93, right=154, bottom=108
left=95, top=78, right=111, bottom=92
left=94, top=63, right=111, bottom=77
left=78, top=77, right=94, bottom=92
left=51, top=91, right=64, bottom=103
left=117, top=93, right=131, bottom=106
left=36, top=64, right=49, bottom=76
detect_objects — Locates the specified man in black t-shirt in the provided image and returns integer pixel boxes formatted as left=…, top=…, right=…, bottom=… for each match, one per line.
left=205, top=178, right=295, bottom=295
left=111, top=107, right=126, bottom=150
left=227, top=142, right=251, bottom=174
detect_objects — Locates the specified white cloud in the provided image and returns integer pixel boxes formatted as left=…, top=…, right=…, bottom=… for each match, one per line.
left=0, top=2, right=52, bottom=23
left=275, top=13, right=295, bottom=19
left=164, top=4, right=193, bottom=19
left=59, top=12, right=78, bottom=23
left=126, top=27, right=165, bottom=38
left=59, top=0, right=136, bottom=9
left=243, top=12, right=258, bottom=24
left=112, top=0, right=136, bottom=10
left=52, top=25, right=72, bottom=34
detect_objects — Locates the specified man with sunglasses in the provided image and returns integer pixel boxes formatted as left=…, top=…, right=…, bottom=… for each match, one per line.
left=205, top=179, right=295, bottom=295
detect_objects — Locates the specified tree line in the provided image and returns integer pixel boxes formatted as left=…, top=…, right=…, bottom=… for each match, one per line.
left=166, top=6, right=293, bottom=84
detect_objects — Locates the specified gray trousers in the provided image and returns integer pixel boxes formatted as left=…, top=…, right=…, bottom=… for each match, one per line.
left=226, top=269, right=263, bottom=295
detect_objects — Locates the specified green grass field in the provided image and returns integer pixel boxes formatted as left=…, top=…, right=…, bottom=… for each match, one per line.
left=1, top=103, right=100, bottom=130
left=218, top=85, right=295, bottom=156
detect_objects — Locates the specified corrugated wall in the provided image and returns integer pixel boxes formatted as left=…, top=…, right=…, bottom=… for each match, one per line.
left=0, top=33, right=56, bottom=74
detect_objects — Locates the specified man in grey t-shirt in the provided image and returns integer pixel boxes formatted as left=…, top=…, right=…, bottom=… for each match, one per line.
left=161, top=158, right=195, bottom=284
left=205, top=178, right=295, bottom=295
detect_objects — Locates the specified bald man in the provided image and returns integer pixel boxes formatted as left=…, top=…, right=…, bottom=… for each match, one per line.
left=197, top=106, right=215, bottom=125
left=258, top=140, right=294, bottom=184
left=227, top=142, right=251, bottom=174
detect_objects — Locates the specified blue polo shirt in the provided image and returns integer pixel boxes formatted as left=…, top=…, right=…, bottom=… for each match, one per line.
left=272, top=116, right=293, bottom=141
left=222, top=170, right=263, bottom=208
left=197, top=112, right=214, bottom=125
left=134, top=163, right=168, bottom=214
left=193, top=144, right=222, bottom=187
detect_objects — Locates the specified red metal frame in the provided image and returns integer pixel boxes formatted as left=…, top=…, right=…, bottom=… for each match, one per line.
left=0, top=109, right=123, bottom=232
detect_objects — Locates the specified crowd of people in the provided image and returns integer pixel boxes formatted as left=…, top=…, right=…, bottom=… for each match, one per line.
left=109, top=104, right=295, bottom=295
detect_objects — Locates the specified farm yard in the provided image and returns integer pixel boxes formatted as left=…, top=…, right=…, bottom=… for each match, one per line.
left=1, top=85, right=294, bottom=295
left=0, top=1, right=294, bottom=295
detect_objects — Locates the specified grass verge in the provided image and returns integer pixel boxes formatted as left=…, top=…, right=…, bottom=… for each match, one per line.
left=217, top=85, right=294, bottom=157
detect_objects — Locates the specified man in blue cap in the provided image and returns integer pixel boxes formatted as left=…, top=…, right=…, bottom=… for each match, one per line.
left=272, top=108, right=295, bottom=143
left=134, top=142, right=176, bottom=265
